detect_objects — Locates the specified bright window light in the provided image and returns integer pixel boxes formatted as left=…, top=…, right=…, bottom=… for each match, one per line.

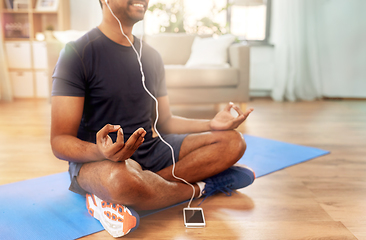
left=230, top=5, right=267, bottom=40
left=145, top=0, right=270, bottom=42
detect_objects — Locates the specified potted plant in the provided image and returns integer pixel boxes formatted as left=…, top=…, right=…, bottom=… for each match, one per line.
left=44, top=25, right=54, bottom=40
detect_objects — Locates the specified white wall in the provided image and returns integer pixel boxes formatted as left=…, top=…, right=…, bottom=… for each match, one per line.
left=249, top=46, right=275, bottom=96
left=70, top=0, right=102, bottom=31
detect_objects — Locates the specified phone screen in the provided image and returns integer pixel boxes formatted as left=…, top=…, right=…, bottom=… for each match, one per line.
left=184, top=209, right=204, bottom=223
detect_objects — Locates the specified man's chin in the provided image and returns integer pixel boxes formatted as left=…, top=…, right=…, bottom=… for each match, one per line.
left=130, top=16, right=144, bottom=24
left=127, top=11, right=145, bottom=22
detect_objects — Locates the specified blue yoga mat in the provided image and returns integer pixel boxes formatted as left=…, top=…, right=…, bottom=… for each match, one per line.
left=238, top=135, right=330, bottom=177
left=0, top=135, right=329, bottom=240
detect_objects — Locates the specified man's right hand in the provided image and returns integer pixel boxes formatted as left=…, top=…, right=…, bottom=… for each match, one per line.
left=96, top=124, right=146, bottom=162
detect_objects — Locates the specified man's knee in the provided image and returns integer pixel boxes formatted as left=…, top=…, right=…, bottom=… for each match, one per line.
left=104, top=163, right=151, bottom=207
left=233, top=130, right=246, bottom=156
left=220, top=130, right=246, bottom=162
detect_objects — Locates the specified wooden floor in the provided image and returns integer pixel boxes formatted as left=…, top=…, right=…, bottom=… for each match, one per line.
left=0, top=98, right=365, bottom=240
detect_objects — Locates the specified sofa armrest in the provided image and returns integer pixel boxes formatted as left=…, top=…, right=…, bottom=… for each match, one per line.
left=229, top=43, right=250, bottom=102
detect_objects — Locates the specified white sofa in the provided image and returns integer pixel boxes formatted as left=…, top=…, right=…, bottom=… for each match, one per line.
left=144, top=33, right=250, bottom=106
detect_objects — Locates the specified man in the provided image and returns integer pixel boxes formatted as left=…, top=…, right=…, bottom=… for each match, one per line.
left=51, top=0, right=255, bottom=237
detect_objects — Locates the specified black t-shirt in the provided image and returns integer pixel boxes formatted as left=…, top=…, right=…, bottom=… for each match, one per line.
left=52, top=28, right=167, bottom=143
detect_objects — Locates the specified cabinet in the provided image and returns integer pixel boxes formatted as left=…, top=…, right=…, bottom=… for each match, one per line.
left=0, top=0, right=69, bottom=98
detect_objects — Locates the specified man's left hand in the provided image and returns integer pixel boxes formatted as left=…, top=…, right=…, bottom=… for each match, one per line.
left=210, top=102, right=253, bottom=131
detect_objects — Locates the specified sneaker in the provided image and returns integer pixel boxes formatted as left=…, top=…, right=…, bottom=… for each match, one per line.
left=200, top=166, right=255, bottom=203
left=86, top=193, right=140, bottom=238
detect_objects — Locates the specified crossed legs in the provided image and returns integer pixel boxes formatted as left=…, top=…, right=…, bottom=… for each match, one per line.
left=77, top=130, right=246, bottom=211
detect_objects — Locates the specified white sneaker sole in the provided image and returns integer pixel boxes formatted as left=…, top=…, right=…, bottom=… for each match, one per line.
left=86, top=194, right=139, bottom=238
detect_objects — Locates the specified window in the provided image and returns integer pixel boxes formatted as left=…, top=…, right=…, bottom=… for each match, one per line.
left=145, top=0, right=271, bottom=44
left=228, top=0, right=271, bottom=43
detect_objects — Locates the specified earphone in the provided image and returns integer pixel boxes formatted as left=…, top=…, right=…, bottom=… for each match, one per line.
left=104, top=0, right=196, bottom=208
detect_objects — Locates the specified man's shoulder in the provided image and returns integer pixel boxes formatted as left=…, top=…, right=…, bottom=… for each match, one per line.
left=141, top=39, right=164, bottom=64
left=65, top=28, right=104, bottom=55
left=141, top=39, right=159, bottom=55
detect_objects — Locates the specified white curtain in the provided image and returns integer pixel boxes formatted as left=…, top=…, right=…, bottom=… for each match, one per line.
left=318, top=0, right=366, bottom=98
left=270, top=0, right=366, bottom=101
left=0, top=22, right=13, bottom=102
left=271, top=0, right=323, bottom=101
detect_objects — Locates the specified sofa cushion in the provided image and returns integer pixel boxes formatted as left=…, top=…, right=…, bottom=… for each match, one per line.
left=165, top=65, right=239, bottom=88
left=144, top=34, right=195, bottom=65
left=185, top=34, right=236, bottom=67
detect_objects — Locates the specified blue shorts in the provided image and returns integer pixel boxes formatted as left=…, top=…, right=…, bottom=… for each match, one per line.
left=68, top=134, right=187, bottom=196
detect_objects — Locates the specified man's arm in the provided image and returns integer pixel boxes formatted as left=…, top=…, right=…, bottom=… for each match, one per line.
left=50, top=96, right=146, bottom=163
left=155, top=96, right=253, bottom=135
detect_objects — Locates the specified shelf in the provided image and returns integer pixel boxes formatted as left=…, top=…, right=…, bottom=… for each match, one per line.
left=32, top=10, right=58, bottom=14
left=3, top=9, right=59, bottom=14
left=4, top=37, right=30, bottom=40
left=4, top=37, right=31, bottom=41
left=1, top=9, right=29, bottom=13
left=1, top=0, right=70, bottom=99
left=9, top=68, right=33, bottom=71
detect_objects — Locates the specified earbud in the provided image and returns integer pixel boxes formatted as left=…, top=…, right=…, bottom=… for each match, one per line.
left=105, top=0, right=108, bottom=4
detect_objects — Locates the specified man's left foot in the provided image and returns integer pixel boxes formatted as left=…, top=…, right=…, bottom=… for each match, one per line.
left=201, top=165, right=255, bottom=199
left=86, top=193, right=140, bottom=238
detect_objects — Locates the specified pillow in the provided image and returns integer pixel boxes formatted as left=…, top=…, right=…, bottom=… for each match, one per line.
left=185, top=34, right=236, bottom=67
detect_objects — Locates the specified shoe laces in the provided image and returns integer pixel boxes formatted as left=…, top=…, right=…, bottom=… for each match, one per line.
left=198, top=174, right=237, bottom=206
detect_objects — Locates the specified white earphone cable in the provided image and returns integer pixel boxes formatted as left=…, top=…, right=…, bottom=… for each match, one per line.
left=105, top=2, right=196, bottom=208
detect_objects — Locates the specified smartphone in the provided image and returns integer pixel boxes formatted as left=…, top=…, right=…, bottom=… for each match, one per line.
left=183, top=207, right=206, bottom=228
